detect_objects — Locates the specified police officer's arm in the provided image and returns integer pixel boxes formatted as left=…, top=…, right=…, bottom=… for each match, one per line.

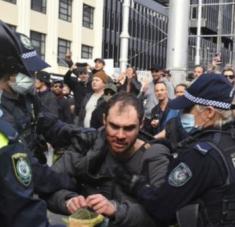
left=37, top=112, right=97, bottom=152
left=134, top=149, right=225, bottom=223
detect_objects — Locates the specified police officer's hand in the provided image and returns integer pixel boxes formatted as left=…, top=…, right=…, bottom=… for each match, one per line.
left=114, top=166, right=147, bottom=195
left=36, top=112, right=58, bottom=134
left=86, top=194, right=117, bottom=217
left=66, top=195, right=87, bottom=214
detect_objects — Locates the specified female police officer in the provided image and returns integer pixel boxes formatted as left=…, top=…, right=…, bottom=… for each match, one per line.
left=116, top=74, right=235, bottom=227
left=0, top=20, right=72, bottom=227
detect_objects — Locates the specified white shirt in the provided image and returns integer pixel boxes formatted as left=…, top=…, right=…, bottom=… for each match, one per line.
left=84, top=93, right=102, bottom=128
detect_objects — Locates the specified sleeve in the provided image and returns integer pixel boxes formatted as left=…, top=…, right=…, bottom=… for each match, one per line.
left=44, top=150, right=82, bottom=214
left=64, top=70, right=78, bottom=90
left=146, top=144, right=171, bottom=188
left=37, top=112, right=97, bottom=149
left=135, top=149, right=224, bottom=223
left=111, top=200, right=157, bottom=227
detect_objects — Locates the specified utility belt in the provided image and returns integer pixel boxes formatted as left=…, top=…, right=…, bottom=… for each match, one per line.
left=177, top=198, right=235, bottom=227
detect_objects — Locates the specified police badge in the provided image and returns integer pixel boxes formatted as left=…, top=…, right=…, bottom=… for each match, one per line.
left=12, top=153, right=32, bottom=187
left=168, top=162, right=192, bottom=187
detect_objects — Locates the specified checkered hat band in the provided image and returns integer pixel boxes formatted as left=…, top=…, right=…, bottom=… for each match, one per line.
left=21, top=50, right=37, bottom=59
left=184, top=90, right=231, bottom=109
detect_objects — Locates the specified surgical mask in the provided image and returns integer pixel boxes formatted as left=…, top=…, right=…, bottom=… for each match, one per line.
left=9, top=73, right=34, bottom=95
left=180, top=113, right=195, bottom=132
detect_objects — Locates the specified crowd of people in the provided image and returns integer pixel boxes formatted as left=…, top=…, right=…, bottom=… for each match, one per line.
left=1, top=20, right=235, bottom=227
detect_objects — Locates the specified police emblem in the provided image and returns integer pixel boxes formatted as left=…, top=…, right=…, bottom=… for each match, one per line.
left=230, top=153, right=235, bottom=168
left=168, top=162, right=192, bottom=187
left=20, top=34, right=34, bottom=50
left=12, top=153, right=32, bottom=187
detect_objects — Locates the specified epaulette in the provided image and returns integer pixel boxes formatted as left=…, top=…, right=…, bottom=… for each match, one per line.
left=0, top=119, right=18, bottom=141
left=193, top=142, right=213, bottom=155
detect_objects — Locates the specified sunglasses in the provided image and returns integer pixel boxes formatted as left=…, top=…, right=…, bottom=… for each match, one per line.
left=224, top=75, right=235, bottom=79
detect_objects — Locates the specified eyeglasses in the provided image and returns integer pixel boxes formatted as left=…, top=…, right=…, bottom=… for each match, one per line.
left=224, top=74, right=235, bottom=80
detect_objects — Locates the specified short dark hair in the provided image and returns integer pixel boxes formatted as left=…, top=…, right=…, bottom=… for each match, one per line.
left=104, top=92, right=144, bottom=123
left=175, top=83, right=187, bottom=90
left=155, top=81, right=167, bottom=89
left=194, top=65, right=205, bottom=73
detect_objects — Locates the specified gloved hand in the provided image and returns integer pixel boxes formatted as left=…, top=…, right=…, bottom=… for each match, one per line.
left=114, top=166, right=148, bottom=195
left=36, top=112, right=58, bottom=134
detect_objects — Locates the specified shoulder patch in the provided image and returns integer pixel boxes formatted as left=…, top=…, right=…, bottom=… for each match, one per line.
left=168, top=162, right=192, bottom=187
left=11, top=153, right=32, bottom=187
left=193, top=142, right=213, bottom=155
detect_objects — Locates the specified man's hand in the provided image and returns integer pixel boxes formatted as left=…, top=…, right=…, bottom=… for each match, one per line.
left=86, top=194, right=117, bottom=217
left=66, top=195, right=87, bottom=214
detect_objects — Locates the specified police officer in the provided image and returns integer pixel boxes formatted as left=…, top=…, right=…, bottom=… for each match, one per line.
left=116, top=74, right=235, bottom=227
left=0, top=20, right=75, bottom=227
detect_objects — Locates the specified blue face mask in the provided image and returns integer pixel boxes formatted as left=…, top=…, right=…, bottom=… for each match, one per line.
left=180, top=113, right=195, bottom=133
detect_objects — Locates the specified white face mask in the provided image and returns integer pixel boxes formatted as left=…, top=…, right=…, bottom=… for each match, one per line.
left=9, top=73, right=34, bottom=95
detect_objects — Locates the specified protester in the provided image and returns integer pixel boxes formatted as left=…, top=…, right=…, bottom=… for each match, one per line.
left=35, top=71, right=59, bottom=116
left=52, top=80, right=73, bottom=123
left=174, top=83, right=187, bottom=97
left=148, top=82, right=178, bottom=136
left=78, top=70, right=108, bottom=128
left=140, top=64, right=175, bottom=132
left=117, top=66, right=141, bottom=96
left=222, top=66, right=235, bottom=86
left=115, top=74, right=235, bottom=226
left=36, top=92, right=171, bottom=227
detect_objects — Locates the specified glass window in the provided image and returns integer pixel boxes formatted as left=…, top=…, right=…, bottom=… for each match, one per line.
left=83, top=4, right=94, bottom=29
left=31, top=0, right=47, bottom=14
left=58, top=38, right=71, bottom=65
left=81, top=44, right=93, bottom=59
left=191, top=6, right=198, bottom=19
left=59, top=0, right=72, bottom=22
left=3, top=0, right=16, bottom=4
left=30, top=31, right=46, bottom=60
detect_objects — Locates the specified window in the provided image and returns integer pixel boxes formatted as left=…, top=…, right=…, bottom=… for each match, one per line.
left=3, top=0, right=16, bottom=3
left=83, top=4, right=94, bottom=29
left=58, top=38, right=71, bottom=65
left=31, top=0, right=46, bottom=14
left=59, top=0, right=72, bottom=22
left=81, top=44, right=93, bottom=59
left=30, top=31, right=46, bottom=60
left=191, top=6, right=198, bottom=19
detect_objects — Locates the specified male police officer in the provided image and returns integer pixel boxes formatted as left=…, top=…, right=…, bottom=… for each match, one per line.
left=116, top=74, right=235, bottom=227
left=0, top=20, right=75, bottom=227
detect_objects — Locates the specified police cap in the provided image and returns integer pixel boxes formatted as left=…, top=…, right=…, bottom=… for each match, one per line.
left=0, top=20, right=50, bottom=77
left=169, top=73, right=235, bottom=110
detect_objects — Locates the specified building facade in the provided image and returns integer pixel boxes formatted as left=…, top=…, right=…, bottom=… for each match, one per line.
left=189, top=0, right=234, bottom=70
left=102, top=0, right=168, bottom=70
left=0, top=0, right=104, bottom=74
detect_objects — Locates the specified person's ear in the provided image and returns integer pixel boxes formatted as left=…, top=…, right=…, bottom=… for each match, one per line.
left=207, top=106, right=216, bottom=120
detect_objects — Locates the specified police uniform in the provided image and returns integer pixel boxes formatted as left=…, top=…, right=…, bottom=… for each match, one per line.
left=0, top=21, right=71, bottom=227
left=116, top=74, right=235, bottom=226
left=0, top=117, right=65, bottom=227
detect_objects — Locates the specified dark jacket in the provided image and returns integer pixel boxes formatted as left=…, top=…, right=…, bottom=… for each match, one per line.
left=78, top=92, right=106, bottom=128
left=37, top=89, right=59, bottom=116
left=0, top=118, right=71, bottom=227
left=117, top=77, right=141, bottom=96
left=64, top=70, right=92, bottom=115
left=44, top=126, right=170, bottom=227
left=133, top=124, right=235, bottom=226
left=56, top=96, right=73, bottom=124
